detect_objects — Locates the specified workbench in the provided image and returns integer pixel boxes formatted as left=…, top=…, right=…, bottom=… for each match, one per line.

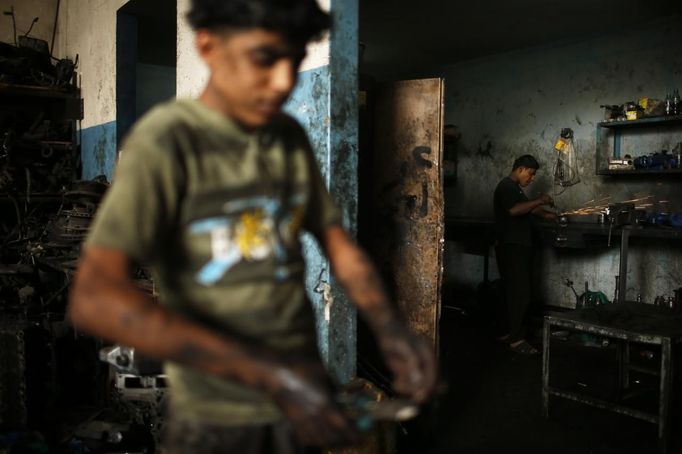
left=539, top=222, right=682, bottom=302
left=543, top=302, right=682, bottom=453
left=446, top=216, right=682, bottom=303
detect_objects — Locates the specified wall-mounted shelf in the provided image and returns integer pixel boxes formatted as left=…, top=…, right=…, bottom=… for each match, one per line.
left=599, top=115, right=682, bottom=129
left=597, top=168, right=682, bottom=176
left=0, top=82, right=80, bottom=99
left=0, top=82, right=83, bottom=121
left=596, top=114, right=682, bottom=175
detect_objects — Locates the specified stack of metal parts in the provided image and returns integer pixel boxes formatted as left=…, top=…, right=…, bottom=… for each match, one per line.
left=98, top=345, right=167, bottom=450
left=0, top=179, right=109, bottom=432
left=0, top=322, right=28, bottom=427
left=1, top=20, right=80, bottom=197
left=44, top=179, right=110, bottom=272
left=0, top=5, right=77, bottom=89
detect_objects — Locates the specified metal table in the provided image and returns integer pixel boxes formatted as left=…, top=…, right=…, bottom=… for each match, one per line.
left=538, top=222, right=682, bottom=303
left=543, top=302, right=682, bottom=453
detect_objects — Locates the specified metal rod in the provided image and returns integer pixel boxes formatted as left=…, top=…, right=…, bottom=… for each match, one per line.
left=542, top=318, right=551, bottom=419
left=618, top=229, right=630, bottom=303
left=51, top=0, right=61, bottom=56
left=546, top=388, right=658, bottom=424
left=658, top=339, right=672, bottom=454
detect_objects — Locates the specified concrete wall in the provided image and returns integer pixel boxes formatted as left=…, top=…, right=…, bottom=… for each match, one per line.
left=438, top=17, right=682, bottom=307
left=58, top=0, right=128, bottom=180
left=0, top=0, right=59, bottom=50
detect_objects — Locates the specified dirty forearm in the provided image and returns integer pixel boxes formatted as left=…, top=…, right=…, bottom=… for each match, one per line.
left=324, top=227, right=399, bottom=332
left=509, top=198, right=545, bottom=216
left=69, top=264, right=274, bottom=390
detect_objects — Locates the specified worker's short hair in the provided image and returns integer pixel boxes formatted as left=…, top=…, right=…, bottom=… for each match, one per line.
left=512, top=155, right=540, bottom=171
left=187, top=0, right=330, bottom=45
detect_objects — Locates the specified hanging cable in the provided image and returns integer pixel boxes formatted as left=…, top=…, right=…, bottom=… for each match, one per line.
left=24, top=17, right=38, bottom=37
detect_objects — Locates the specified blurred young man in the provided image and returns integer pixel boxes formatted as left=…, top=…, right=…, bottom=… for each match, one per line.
left=494, top=155, right=556, bottom=355
left=69, top=0, right=436, bottom=453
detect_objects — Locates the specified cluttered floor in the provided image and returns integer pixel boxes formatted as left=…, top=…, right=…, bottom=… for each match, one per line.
left=404, top=300, right=682, bottom=454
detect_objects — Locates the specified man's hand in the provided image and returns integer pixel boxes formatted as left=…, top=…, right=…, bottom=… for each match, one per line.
left=375, top=321, right=438, bottom=403
left=265, top=359, right=360, bottom=447
left=509, top=194, right=554, bottom=216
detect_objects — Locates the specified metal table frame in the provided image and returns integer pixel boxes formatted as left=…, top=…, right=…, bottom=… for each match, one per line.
left=542, top=309, right=681, bottom=454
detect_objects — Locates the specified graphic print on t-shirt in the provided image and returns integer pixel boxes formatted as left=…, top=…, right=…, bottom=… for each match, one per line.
left=188, top=194, right=305, bottom=285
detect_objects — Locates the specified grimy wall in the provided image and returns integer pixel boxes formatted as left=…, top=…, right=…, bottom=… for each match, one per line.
left=57, top=0, right=129, bottom=180
left=440, top=17, right=682, bottom=307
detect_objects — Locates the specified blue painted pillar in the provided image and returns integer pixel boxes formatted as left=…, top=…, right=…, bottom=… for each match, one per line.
left=285, top=0, right=359, bottom=384
left=327, top=0, right=359, bottom=384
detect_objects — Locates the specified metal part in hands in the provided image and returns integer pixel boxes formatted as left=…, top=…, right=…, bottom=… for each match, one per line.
left=270, top=365, right=359, bottom=447
left=336, top=391, right=419, bottom=432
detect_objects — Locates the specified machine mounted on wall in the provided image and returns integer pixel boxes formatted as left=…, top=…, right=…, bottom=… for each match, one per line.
left=553, top=128, right=581, bottom=198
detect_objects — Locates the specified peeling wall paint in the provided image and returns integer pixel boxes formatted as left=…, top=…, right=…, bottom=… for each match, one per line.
left=176, top=0, right=206, bottom=98
left=437, top=17, right=682, bottom=307
left=57, top=0, right=129, bottom=179
left=286, top=64, right=334, bottom=368
left=283, top=0, right=358, bottom=383
left=327, top=0, right=358, bottom=383
left=59, top=0, right=129, bottom=129
left=81, top=121, right=117, bottom=180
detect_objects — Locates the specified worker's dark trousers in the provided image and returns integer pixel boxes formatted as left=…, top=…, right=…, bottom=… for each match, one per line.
left=162, top=416, right=321, bottom=454
left=495, top=243, right=532, bottom=343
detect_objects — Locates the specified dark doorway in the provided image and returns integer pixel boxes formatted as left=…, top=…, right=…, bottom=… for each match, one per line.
left=116, top=0, right=176, bottom=149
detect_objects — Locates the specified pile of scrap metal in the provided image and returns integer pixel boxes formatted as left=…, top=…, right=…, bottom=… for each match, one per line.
left=0, top=178, right=110, bottom=433
left=1, top=6, right=77, bottom=89
left=0, top=119, right=78, bottom=195
left=0, top=178, right=109, bottom=315
left=0, top=174, right=163, bottom=451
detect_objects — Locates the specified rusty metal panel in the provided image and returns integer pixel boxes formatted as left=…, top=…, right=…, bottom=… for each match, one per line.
left=370, top=78, right=444, bottom=345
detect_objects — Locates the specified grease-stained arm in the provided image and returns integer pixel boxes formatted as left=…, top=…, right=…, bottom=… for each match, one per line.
left=322, top=225, right=438, bottom=403
left=69, top=245, right=358, bottom=446
left=70, top=246, right=273, bottom=380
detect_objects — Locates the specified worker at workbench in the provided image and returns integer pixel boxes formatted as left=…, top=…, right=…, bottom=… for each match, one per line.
left=494, top=155, right=556, bottom=355
left=68, top=0, right=437, bottom=452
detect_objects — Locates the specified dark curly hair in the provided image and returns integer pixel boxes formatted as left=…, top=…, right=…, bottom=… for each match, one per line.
left=512, top=155, right=540, bottom=171
left=187, top=0, right=331, bottom=45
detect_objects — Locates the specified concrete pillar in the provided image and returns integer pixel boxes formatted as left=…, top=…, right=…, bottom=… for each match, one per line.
left=284, top=0, right=359, bottom=384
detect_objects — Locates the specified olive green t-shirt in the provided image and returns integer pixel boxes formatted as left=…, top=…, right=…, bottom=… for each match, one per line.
left=86, top=99, right=341, bottom=426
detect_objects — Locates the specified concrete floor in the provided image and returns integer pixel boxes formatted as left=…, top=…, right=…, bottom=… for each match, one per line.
left=396, top=305, right=681, bottom=454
